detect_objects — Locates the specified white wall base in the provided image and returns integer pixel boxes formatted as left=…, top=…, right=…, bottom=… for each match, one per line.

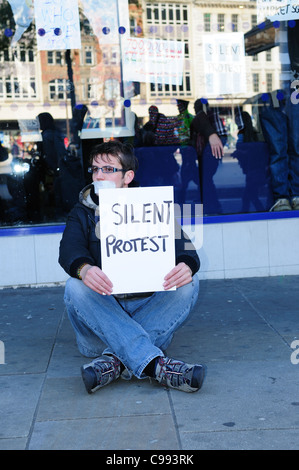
left=0, top=216, right=299, bottom=288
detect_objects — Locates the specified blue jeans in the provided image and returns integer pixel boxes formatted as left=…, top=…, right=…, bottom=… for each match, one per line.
left=260, top=99, right=299, bottom=200
left=64, top=276, right=199, bottom=379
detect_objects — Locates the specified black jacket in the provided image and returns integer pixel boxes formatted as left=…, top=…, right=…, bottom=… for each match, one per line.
left=59, top=184, right=200, bottom=284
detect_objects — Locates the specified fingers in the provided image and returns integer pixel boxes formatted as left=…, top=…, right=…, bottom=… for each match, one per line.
left=209, top=134, right=224, bottom=159
left=82, top=266, right=113, bottom=295
left=163, top=262, right=192, bottom=290
left=211, top=143, right=224, bottom=159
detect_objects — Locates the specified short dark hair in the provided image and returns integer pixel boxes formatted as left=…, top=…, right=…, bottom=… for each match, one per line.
left=89, top=140, right=138, bottom=172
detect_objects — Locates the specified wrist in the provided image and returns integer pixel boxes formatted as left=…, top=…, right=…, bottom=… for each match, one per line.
left=77, top=263, right=91, bottom=280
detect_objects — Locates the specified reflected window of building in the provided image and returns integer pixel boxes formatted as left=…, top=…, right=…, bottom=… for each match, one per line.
left=47, top=51, right=63, bottom=65
left=146, top=1, right=191, bottom=98
left=204, top=13, right=211, bottom=32
left=49, top=79, right=69, bottom=101
left=217, top=14, right=225, bottom=32
left=252, top=73, right=260, bottom=93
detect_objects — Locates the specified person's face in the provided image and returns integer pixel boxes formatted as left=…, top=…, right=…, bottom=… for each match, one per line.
left=91, top=153, right=134, bottom=188
left=178, top=102, right=186, bottom=114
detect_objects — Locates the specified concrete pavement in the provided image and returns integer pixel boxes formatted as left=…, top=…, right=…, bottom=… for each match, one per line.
left=0, top=276, right=299, bottom=450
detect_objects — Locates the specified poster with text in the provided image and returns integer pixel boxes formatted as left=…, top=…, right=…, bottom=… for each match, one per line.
left=257, top=0, right=299, bottom=22
left=99, top=186, right=176, bottom=295
left=203, top=33, right=247, bottom=96
left=122, top=37, right=184, bottom=85
left=82, top=0, right=130, bottom=45
left=34, top=0, right=81, bottom=51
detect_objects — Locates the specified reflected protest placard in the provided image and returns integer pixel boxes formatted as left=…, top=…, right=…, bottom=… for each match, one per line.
left=34, top=0, right=81, bottom=50
left=99, top=186, right=176, bottom=295
left=203, top=33, right=247, bottom=96
left=122, top=37, right=184, bottom=85
left=82, top=0, right=130, bottom=45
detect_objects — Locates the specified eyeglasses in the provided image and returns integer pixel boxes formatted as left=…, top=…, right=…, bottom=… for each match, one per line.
left=88, top=165, right=127, bottom=175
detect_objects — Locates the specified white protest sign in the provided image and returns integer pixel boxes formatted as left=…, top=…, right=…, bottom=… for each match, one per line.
left=99, top=186, right=176, bottom=295
left=122, top=37, right=184, bottom=85
left=257, top=0, right=299, bottom=22
left=203, top=33, right=247, bottom=96
left=82, top=0, right=130, bottom=45
left=34, top=0, right=81, bottom=51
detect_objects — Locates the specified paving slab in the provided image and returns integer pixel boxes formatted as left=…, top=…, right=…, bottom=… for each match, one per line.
left=28, top=414, right=179, bottom=450
left=0, top=374, right=45, bottom=439
left=36, top=377, right=171, bottom=421
left=0, top=287, right=64, bottom=375
left=170, top=361, right=299, bottom=434
left=180, top=428, right=299, bottom=451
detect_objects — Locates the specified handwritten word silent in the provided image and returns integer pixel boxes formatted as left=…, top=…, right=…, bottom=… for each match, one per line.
left=111, top=201, right=172, bottom=226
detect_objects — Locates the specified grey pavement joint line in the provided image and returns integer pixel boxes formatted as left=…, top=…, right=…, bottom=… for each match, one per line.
left=25, top=308, right=66, bottom=450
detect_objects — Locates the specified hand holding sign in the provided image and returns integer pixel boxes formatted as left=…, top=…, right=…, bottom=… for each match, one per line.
left=163, top=262, right=193, bottom=290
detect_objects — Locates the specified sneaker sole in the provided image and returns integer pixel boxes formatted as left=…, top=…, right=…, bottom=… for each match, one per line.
left=192, top=364, right=207, bottom=391
left=81, top=365, right=98, bottom=394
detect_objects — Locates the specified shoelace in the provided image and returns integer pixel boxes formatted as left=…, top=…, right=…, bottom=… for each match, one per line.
left=158, top=358, right=190, bottom=385
left=94, top=358, right=120, bottom=383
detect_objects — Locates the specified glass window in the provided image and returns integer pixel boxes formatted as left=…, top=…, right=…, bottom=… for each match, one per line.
left=266, top=50, right=272, bottom=62
left=266, top=73, right=273, bottom=92
left=252, top=73, right=260, bottom=93
left=204, top=13, right=211, bottom=32
left=218, top=14, right=225, bottom=32
left=232, top=14, right=238, bottom=32
left=0, top=0, right=298, bottom=227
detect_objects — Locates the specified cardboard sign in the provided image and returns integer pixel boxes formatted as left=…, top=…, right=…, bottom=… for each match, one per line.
left=99, top=186, right=176, bottom=295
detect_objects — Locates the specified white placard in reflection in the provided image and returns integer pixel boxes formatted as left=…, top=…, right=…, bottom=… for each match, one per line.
left=203, top=33, right=247, bottom=96
left=82, top=0, right=130, bottom=45
left=122, top=38, right=184, bottom=85
left=257, top=0, right=299, bottom=22
left=34, top=0, right=81, bottom=50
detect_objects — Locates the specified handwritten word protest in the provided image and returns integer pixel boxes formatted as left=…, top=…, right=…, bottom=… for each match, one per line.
left=257, top=0, right=299, bottom=22
left=34, top=0, right=81, bottom=51
left=122, top=37, right=184, bottom=85
left=99, top=187, right=176, bottom=294
left=203, top=33, right=247, bottom=96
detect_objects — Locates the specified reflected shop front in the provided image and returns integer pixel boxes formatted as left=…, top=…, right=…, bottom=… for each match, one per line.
left=0, top=0, right=299, bottom=229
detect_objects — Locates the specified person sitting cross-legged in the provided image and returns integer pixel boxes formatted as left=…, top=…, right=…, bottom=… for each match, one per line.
left=59, top=140, right=207, bottom=394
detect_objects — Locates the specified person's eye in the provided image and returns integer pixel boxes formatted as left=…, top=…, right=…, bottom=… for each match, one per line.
left=103, top=166, right=114, bottom=173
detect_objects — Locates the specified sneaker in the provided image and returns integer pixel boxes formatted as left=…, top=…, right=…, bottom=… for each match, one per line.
left=291, top=197, right=299, bottom=211
left=153, top=356, right=207, bottom=393
left=81, top=355, right=121, bottom=394
left=269, top=198, right=292, bottom=212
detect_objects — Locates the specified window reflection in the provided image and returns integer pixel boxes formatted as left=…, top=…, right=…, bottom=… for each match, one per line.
left=0, top=0, right=298, bottom=227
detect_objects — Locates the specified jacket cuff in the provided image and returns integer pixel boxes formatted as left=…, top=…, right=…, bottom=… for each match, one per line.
left=176, top=255, right=200, bottom=276
left=70, top=257, right=95, bottom=279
